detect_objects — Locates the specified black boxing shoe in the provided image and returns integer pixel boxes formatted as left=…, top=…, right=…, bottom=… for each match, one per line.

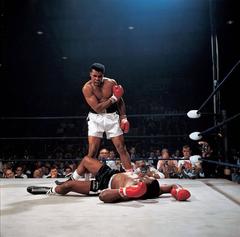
left=27, top=186, right=51, bottom=195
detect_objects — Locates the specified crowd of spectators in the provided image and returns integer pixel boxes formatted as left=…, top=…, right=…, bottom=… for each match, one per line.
left=1, top=141, right=239, bottom=183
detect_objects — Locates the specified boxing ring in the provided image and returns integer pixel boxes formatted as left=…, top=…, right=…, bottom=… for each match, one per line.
left=1, top=178, right=239, bottom=237
left=1, top=58, right=240, bottom=237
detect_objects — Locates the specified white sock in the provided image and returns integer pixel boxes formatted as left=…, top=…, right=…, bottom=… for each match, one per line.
left=51, top=185, right=57, bottom=193
left=72, top=170, right=81, bottom=180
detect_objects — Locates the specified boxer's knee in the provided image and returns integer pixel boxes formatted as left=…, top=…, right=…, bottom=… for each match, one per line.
left=80, top=156, right=91, bottom=168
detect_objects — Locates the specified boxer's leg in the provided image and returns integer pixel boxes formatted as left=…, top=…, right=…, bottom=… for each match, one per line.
left=71, top=136, right=101, bottom=179
left=54, top=180, right=91, bottom=195
left=87, top=136, right=101, bottom=158
left=27, top=180, right=92, bottom=195
left=72, top=136, right=101, bottom=179
left=111, top=135, right=132, bottom=171
left=55, top=154, right=103, bottom=185
left=76, top=156, right=103, bottom=176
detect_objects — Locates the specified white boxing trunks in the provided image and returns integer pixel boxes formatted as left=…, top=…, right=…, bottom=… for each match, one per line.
left=87, top=112, right=123, bottom=139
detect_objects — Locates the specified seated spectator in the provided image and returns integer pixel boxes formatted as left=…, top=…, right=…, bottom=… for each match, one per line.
left=155, top=149, right=161, bottom=159
left=98, top=148, right=109, bottom=163
left=64, top=166, right=73, bottom=177
left=199, top=141, right=213, bottom=158
left=129, top=146, right=138, bottom=161
left=98, top=148, right=118, bottom=170
left=2, top=162, right=12, bottom=177
left=178, top=145, right=204, bottom=179
left=147, top=151, right=158, bottom=168
left=177, top=145, right=192, bottom=178
left=57, top=161, right=65, bottom=176
left=198, top=140, right=217, bottom=178
left=46, top=166, right=64, bottom=178
left=15, top=166, right=28, bottom=178
left=134, top=160, right=165, bottom=179
left=4, top=168, right=15, bottom=178
left=33, top=168, right=43, bottom=178
left=108, top=150, right=120, bottom=170
left=172, top=149, right=180, bottom=159
left=157, top=150, right=178, bottom=178
left=41, top=165, right=50, bottom=178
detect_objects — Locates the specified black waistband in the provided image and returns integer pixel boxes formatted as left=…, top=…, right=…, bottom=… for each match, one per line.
left=89, top=103, right=118, bottom=114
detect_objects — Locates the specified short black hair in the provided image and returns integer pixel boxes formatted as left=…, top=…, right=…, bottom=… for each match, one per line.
left=142, top=180, right=160, bottom=199
left=90, top=63, right=105, bottom=73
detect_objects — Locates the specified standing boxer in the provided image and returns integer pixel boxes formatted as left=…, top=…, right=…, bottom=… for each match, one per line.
left=56, top=63, right=132, bottom=185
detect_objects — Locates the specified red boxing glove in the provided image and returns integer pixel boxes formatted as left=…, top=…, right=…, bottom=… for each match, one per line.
left=119, top=182, right=147, bottom=198
left=171, top=188, right=191, bottom=201
left=110, top=85, right=124, bottom=103
left=120, top=118, right=130, bottom=133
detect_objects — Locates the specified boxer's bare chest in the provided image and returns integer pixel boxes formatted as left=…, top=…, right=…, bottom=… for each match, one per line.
left=91, top=81, right=112, bottom=102
left=112, top=173, right=139, bottom=189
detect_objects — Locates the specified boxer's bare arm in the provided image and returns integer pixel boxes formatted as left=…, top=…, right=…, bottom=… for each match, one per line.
left=117, top=95, right=130, bottom=133
left=82, top=84, right=113, bottom=113
left=99, top=189, right=127, bottom=203
left=117, top=98, right=127, bottom=118
left=99, top=182, right=147, bottom=203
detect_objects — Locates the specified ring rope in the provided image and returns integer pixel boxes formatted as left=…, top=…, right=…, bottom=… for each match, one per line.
left=199, top=112, right=240, bottom=137
left=201, top=158, right=240, bottom=169
left=0, top=134, right=186, bottom=141
left=198, top=59, right=240, bottom=113
left=0, top=112, right=213, bottom=120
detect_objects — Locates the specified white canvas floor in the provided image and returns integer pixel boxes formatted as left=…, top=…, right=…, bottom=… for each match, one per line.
left=1, top=178, right=239, bottom=237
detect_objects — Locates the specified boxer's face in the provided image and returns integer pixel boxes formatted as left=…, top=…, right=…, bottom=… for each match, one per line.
left=90, top=69, right=103, bottom=86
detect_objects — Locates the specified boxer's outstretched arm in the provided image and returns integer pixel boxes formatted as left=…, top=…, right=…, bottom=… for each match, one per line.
left=99, top=189, right=126, bottom=203
left=99, top=182, right=147, bottom=203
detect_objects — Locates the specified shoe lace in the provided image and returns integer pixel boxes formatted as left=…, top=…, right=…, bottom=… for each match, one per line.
left=46, top=188, right=54, bottom=195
